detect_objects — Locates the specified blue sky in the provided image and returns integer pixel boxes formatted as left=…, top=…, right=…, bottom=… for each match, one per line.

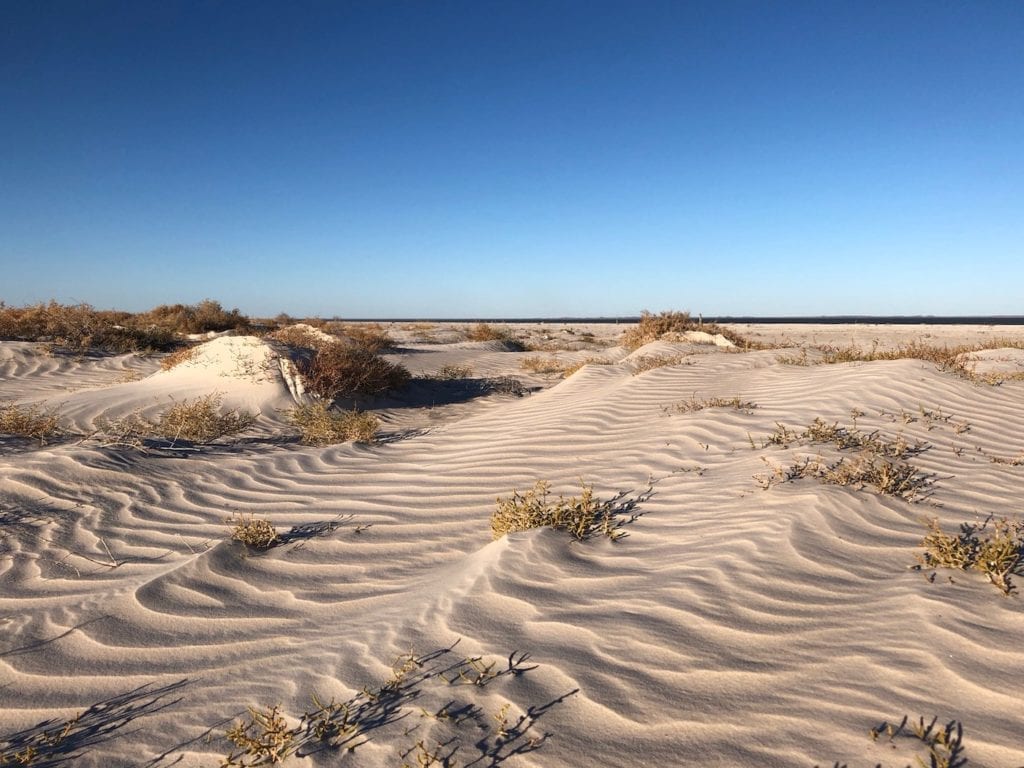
left=2, top=1, right=1022, bottom=317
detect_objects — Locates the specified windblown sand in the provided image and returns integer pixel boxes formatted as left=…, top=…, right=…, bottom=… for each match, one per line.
left=2, top=323, right=1023, bottom=766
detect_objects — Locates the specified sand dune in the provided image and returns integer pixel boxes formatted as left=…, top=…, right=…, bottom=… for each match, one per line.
left=2, top=324, right=1023, bottom=767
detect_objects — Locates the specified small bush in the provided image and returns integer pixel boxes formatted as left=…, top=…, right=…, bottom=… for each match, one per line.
left=435, top=363, right=473, bottom=380
left=666, top=396, right=757, bottom=414
left=920, top=517, right=1024, bottom=594
left=0, top=402, right=63, bottom=444
left=227, top=514, right=280, bottom=550
left=154, top=394, right=255, bottom=442
left=466, top=323, right=517, bottom=344
left=224, top=704, right=294, bottom=764
left=289, top=403, right=378, bottom=445
left=491, top=481, right=624, bottom=541
left=297, top=345, right=410, bottom=400
left=629, top=354, right=689, bottom=374
left=328, top=322, right=395, bottom=354
left=621, top=310, right=692, bottom=350
left=519, top=356, right=566, bottom=375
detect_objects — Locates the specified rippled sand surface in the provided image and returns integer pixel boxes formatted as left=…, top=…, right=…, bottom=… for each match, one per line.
left=2, top=323, right=1023, bottom=767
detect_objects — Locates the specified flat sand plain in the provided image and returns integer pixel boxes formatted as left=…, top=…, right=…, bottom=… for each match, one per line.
left=2, top=322, right=1023, bottom=767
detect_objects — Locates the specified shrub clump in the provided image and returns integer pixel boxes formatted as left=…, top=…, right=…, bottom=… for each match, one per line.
left=622, top=310, right=692, bottom=350
left=0, top=402, right=63, bottom=444
left=920, top=517, right=1024, bottom=594
left=227, top=514, right=280, bottom=550
left=491, top=481, right=624, bottom=541
left=297, top=345, right=410, bottom=401
left=94, top=394, right=254, bottom=446
left=289, top=402, right=378, bottom=445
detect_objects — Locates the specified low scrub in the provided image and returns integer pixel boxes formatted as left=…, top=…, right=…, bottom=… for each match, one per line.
left=289, top=402, right=378, bottom=445
left=920, top=516, right=1024, bottom=594
left=327, top=322, right=395, bottom=354
left=622, top=310, right=761, bottom=350
left=94, top=394, right=254, bottom=446
left=520, top=356, right=611, bottom=377
left=465, top=323, right=521, bottom=347
left=227, top=514, right=280, bottom=550
left=434, top=363, right=473, bottom=380
left=491, top=481, right=625, bottom=541
left=159, top=345, right=199, bottom=370
left=0, top=402, right=63, bottom=444
left=665, top=396, right=756, bottom=414
left=297, top=345, right=410, bottom=400
left=629, top=354, right=689, bottom=374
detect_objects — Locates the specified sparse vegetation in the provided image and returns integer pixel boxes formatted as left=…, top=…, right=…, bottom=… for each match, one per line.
left=159, top=345, right=199, bottom=370
left=227, top=514, right=280, bottom=550
left=289, top=402, right=378, bottom=445
left=92, top=394, right=254, bottom=446
left=819, top=715, right=967, bottom=768
left=0, top=402, right=63, bottom=444
left=465, top=323, right=522, bottom=348
left=664, top=396, right=757, bottom=414
left=435, top=363, right=473, bottom=379
left=297, top=345, right=410, bottom=401
left=491, top=481, right=626, bottom=541
left=621, top=309, right=760, bottom=350
left=329, top=322, right=395, bottom=354
left=920, top=516, right=1024, bottom=594
left=775, top=339, right=1024, bottom=384
left=629, top=354, right=690, bottom=373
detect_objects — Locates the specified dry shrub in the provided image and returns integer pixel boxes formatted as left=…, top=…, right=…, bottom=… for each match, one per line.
left=0, top=402, right=63, bottom=444
left=519, top=356, right=566, bottom=374
left=629, top=354, right=689, bottom=374
left=327, top=322, right=395, bottom=354
left=491, top=481, right=624, bottom=541
left=920, top=517, right=1024, bottom=594
left=135, top=299, right=251, bottom=335
left=0, top=301, right=177, bottom=353
left=289, top=402, right=378, bottom=445
left=621, top=310, right=692, bottom=350
left=95, top=394, right=254, bottom=446
left=298, top=345, right=410, bottom=400
left=666, top=396, right=756, bottom=414
left=466, top=323, right=519, bottom=345
left=227, top=514, right=280, bottom=550
left=435, top=364, right=473, bottom=379
left=268, top=325, right=330, bottom=351
left=155, top=394, right=255, bottom=442
left=160, top=345, right=199, bottom=370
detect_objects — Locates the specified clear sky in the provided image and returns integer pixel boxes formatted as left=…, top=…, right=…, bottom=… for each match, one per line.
left=2, top=1, right=1022, bottom=318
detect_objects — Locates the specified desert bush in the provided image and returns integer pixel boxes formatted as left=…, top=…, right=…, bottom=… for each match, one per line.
left=289, top=402, right=378, bottom=445
left=621, top=310, right=692, bottom=350
left=491, top=481, right=624, bottom=541
left=227, top=514, right=280, bottom=550
left=297, top=345, right=410, bottom=400
left=326, top=322, right=395, bottom=354
left=629, top=354, right=689, bottom=374
left=481, top=376, right=528, bottom=396
left=920, top=516, right=1024, bottom=594
left=0, top=301, right=177, bottom=353
left=665, top=396, right=757, bottom=414
left=154, top=394, right=255, bottom=442
left=268, top=325, right=333, bottom=352
left=435, top=364, right=473, bottom=379
left=519, top=356, right=566, bottom=375
left=0, top=402, right=63, bottom=444
left=466, top=323, right=521, bottom=346
left=135, top=299, right=250, bottom=335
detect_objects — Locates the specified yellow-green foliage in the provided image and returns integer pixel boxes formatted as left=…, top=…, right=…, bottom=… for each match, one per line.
left=0, top=402, right=62, bottom=444
left=153, top=394, right=255, bottom=442
left=227, top=514, right=279, bottom=550
left=289, top=402, right=378, bottom=445
left=920, top=517, right=1024, bottom=594
left=491, top=481, right=623, bottom=541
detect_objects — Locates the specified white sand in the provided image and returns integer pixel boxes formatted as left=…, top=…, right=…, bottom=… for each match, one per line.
left=1, top=323, right=1023, bottom=766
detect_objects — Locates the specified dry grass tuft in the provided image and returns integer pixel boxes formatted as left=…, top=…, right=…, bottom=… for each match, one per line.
left=154, top=394, right=255, bottom=442
left=0, top=402, right=63, bottom=444
left=223, top=703, right=294, bottom=764
left=665, top=396, right=756, bottom=414
left=227, top=514, right=280, bottom=550
left=629, top=354, right=690, bottom=374
left=289, top=402, right=378, bottom=445
left=465, top=323, right=523, bottom=348
left=159, top=345, right=199, bottom=370
left=329, top=323, right=395, bottom=354
left=519, top=356, right=611, bottom=377
left=920, top=516, right=1024, bottom=594
left=491, top=481, right=625, bottom=541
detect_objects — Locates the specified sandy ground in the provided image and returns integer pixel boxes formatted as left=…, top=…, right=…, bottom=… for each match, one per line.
left=1, top=322, right=1023, bottom=767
